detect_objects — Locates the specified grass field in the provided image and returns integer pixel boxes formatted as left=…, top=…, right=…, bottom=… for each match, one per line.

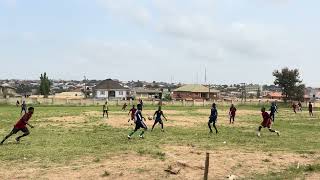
left=0, top=104, right=320, bottom=180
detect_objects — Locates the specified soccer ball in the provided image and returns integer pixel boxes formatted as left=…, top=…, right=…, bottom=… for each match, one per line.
left=148, top=116, right=153, bottom=120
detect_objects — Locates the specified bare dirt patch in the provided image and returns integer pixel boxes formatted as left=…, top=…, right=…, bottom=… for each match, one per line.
left=35, top=110, right=256, bottom=129
left=163, top=145, right=319, bottom=179
left=305, top=172, right=320, bottom=180
left=104, top=115, right=204, bottom=129
left=88, top=114, right=254, bottom=129
left=0, top=146, right=318, bottom=180
left=41, top=116, right=87, bottom=123
left=36, top=116, right=93, bottom=128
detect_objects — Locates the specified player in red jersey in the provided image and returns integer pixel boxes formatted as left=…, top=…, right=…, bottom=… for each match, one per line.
left=229, top=104, right=237, bottom=124
left=257, top=107, right=280, bottom=137
left=1, top=107, right=35, bottom=144
left=128, top=105, right=137, bottom=122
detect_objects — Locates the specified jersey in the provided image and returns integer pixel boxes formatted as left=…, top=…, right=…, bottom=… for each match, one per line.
left=15, top=112, right=33, bottom=129
left=134, top=110, right=143, bottom=123
left=210, top=108, right=218, bottom=120
left=21, top=103, right=27, bottom=109
left=154, top=110, right=163, bottom=120
left=270, top=105, right=277, bottom=114
left=229, top=107, right=237, bottom=116
left=261, top=112, right=272, bottom=128
left=130, top=108, right=137, bottom=118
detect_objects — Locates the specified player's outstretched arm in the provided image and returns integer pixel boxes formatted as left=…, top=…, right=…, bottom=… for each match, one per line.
left=27, top=123, right=34, bottom=128
left=162, top=113, right=168, bottom=121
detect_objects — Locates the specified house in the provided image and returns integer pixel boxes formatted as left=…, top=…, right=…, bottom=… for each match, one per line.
left=245, top=84, right=261, bottom=93
left=94, top=79, right=130, bottom=100
left=172, top=84, right=220, bottom=100
left=0, top=84, right=19, bottom=98
left=132, top=88, right=162, bottom=100
left=264, top=92, right=283, bottom=100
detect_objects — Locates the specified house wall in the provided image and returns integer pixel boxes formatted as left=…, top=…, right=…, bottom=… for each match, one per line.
left=115, top=91, right=128, bottom=98
left=96, top=90, right=109, bottom=98
left=95, top=89, right=128, bottom=99
left=172, top=91, right=219, bottom=100
left=172, top=92, right=201, bottom=100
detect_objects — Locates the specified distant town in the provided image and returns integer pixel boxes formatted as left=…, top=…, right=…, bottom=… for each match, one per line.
left=0, top=78, right=319, bottom=102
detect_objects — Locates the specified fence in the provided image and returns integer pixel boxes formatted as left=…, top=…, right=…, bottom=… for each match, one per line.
left=0, top=97, right=317, bottom=107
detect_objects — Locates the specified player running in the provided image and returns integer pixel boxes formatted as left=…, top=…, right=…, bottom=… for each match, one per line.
left=1, top=107, right=35, bottom=145
left=122, top=103, right=128, bottom=111
left=21, top=101, right=27, bottom=115
left=208, top=103, right=219, bottom=134
left=309, top=102, right=314, bottom=117
left=128, top=105, right=137, bottom=122
left=229, top=104, right=237, bottom=124
left=151, top=106, right=168, bottom=132
left=269, top=102, right=278, bottom=122
left=257, top=107, right=280, bottom=137
left=292, top=103, right=297, bottom=114
left=298, top=102, right=303, bottom=112
left=128, top=104, right=147, bottom=139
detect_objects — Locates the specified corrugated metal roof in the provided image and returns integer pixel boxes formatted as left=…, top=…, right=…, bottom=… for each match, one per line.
left=133, top=88, right=161, bottom=93
left=95, top=79, right=128, bottom=90
left=173, top=84, right=219, bottom=93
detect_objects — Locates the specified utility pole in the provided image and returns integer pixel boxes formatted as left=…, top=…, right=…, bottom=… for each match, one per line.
left=205, top=68, right=207, bottom=84
left=240, top=83, right=246, bottom=102
left=83, top=76, right=87, bottom=98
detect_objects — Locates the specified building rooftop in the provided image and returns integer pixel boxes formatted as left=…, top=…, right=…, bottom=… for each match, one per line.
left=95, top=79, right=129, bottom=90
left=174, top=84, right=219, bottom=93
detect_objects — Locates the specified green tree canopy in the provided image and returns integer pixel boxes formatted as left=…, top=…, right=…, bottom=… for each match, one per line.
left=273, top=67, right=305, bottom=102
left=39, top=72, right=51, bottom=98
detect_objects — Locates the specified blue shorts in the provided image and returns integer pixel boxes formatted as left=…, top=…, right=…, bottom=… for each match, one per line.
left=135, top=121, right=147, bottom=130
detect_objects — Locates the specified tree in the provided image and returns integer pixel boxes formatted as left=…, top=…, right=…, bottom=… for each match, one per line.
left=39, top=72, right=51, bottom=98
left=16, top=84, right=33, bottom=95
left=273, top=68, right=305, bottom=102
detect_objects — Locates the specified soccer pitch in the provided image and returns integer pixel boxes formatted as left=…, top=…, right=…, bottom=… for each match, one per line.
left=0, top=104, right=319, bottom=179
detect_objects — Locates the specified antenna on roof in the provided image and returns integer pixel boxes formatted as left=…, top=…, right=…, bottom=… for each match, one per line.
left=196, top=72, right=199, bottom=84
left=205, top=67, right=207, bottom=84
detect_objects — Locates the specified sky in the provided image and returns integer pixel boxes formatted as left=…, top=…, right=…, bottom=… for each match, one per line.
left=0, top=0, right=319, bottom=86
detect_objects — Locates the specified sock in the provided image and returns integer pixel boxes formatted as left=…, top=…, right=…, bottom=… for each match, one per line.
left=140, top=131, right=145, bottom=136
left=129, top=131, right=136, bottom=136
left=17, top=133, right=29, bottom=140
left=208, top=123, right=212, bottom=132
left=268, top=129, right=276, bottom=133
left=213, top=124, right=218, bottom=133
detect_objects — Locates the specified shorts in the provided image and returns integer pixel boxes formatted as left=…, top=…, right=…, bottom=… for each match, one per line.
left=155, top=118, right=163, bottom=124
left=11, top=127, right=29, bottom=134
left=135, top=121, right=147, bottom=130
left=208, top=117, right=217, bottom=124
left=261, top=120, right=271, bottom=128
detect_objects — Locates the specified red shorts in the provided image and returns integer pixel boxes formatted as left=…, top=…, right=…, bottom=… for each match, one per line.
left=261, top=119, right=272, bottom=128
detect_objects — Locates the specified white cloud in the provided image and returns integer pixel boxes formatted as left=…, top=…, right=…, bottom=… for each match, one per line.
left=89, top=0, right=317, bottom=84
left=97, top=0, right=152, bottom=26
